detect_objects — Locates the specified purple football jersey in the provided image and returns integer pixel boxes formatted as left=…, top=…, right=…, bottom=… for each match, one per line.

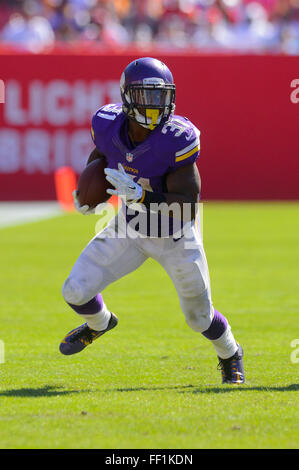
left=91, top=103, right=200, bottom=236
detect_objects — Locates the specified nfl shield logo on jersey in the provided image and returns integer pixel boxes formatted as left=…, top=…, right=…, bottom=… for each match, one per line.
left=126, top=152, right=134, bottom=162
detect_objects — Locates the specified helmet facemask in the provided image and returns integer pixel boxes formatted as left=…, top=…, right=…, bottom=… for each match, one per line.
left=121, top=76, right=176, bottom=130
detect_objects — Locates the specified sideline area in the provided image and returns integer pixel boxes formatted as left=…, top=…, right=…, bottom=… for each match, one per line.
left=0, top=202, right=63, bottom=229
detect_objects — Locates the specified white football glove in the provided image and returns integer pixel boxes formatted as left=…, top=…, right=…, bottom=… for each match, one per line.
left=72, top=190, right=95, bottom=215
left=104, top=163, right=143, bottom=202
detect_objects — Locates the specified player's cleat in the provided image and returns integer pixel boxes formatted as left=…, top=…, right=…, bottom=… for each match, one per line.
left=59, top=312, right=118, bottom=356
left=217, top=344, right=245, bottom=384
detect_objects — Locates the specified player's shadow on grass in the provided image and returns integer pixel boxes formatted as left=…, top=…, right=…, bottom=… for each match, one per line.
left=0, top=385, right=81, bottom=398
left=178, top=383, right=299, bottom=394
left=108, top=384, right=299, bottom=393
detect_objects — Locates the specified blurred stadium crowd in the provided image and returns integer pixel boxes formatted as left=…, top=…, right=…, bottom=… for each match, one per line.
left=0, top=0, right=298, bottom=53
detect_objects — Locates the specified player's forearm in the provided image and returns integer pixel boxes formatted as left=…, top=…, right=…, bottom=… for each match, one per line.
left=86, top=147, right=104, bottom=165
left=138, top=190, right=199, bottom=220
left=164, top=192, right=199, bottom=220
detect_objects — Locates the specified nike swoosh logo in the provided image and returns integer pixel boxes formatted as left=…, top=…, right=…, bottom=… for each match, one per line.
left=173, top=235, right=184, bottom=242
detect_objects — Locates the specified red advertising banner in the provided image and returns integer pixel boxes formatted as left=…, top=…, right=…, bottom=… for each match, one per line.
left=0, top=52, right=298, bottom=200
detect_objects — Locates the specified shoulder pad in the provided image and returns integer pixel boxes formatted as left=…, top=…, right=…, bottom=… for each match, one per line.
left=160, top=115, right=200, bottom=169
left=91, top=103, right=122, bottom=146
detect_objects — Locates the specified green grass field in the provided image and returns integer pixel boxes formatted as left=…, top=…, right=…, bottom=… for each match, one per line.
left=0, top=202, right=298, bottom=449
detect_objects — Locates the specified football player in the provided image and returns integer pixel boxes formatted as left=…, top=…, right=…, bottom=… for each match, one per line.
left=59, top=57, right=245, bottom=384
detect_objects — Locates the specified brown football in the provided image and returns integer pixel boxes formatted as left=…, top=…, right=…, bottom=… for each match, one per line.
left=77, top=157, right=113, bottom=209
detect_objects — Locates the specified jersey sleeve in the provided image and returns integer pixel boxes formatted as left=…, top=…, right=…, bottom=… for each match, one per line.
left=91, top=103, right=122, bottom=152
left=167, top=118, right=200, bottom=172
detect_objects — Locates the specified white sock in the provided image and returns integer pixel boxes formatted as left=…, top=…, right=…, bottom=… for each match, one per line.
left=82, top=303, right=111, bottom=331
left=210, top=324, right=238, bottom=359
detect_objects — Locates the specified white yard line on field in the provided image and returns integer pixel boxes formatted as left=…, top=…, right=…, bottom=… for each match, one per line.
left=0, top=202, right=63, bottom=229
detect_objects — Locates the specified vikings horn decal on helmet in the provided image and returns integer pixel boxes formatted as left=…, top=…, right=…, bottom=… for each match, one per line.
left=120, top=57, right=176, bottom=130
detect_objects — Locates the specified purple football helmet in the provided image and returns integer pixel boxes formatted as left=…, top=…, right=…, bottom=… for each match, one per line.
left=120, top=57, right=176, bottom=130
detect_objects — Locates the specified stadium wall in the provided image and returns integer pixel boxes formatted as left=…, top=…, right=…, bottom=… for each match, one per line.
left=0, top=52, right=298, bottom=201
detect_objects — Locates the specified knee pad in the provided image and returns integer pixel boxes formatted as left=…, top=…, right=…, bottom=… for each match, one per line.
left=180, top=290, right=213, bottom=333
left=62, top=277, right=87, bottom=306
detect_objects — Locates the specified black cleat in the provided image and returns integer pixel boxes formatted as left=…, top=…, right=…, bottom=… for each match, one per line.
left=217, top=344, right=245, bottom=384
left=59, top=312, right=118, bottom=355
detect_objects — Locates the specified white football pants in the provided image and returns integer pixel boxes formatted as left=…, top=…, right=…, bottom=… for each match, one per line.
left=62, top=213, right=214, bottom=333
